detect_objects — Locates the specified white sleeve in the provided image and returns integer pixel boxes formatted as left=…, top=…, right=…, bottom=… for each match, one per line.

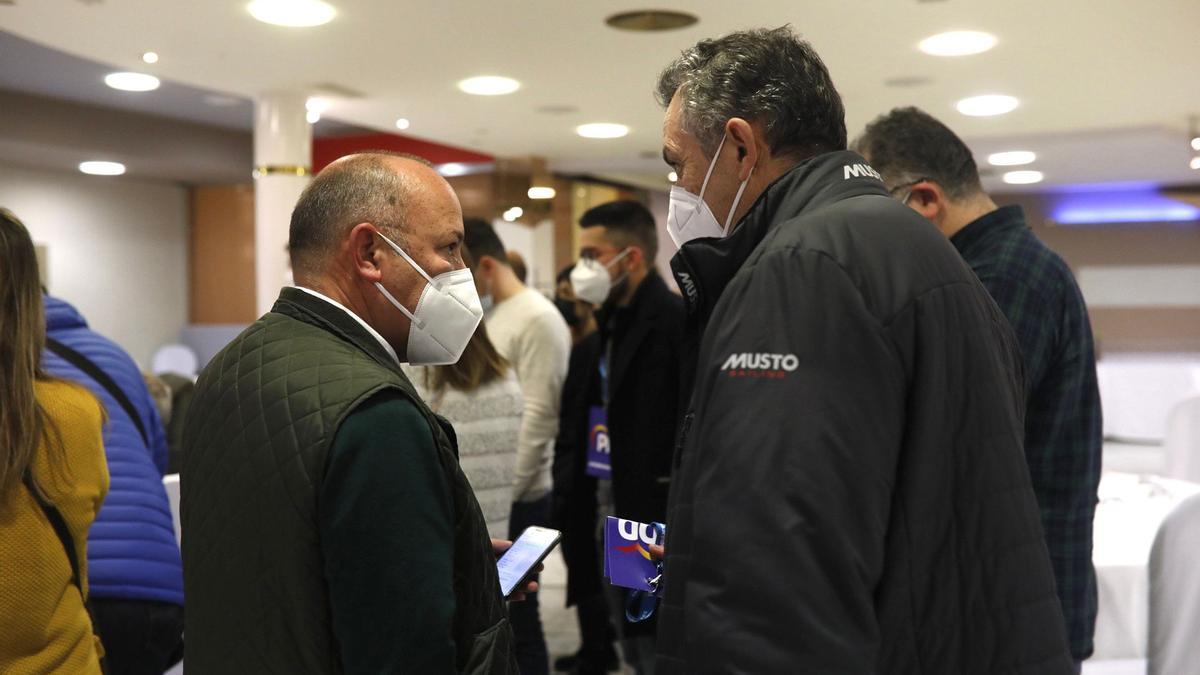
left=509, top=309, right=571, bottom=501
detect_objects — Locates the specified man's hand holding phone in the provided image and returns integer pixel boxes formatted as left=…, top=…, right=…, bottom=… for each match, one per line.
left=493, top=528, right=561, bottom=601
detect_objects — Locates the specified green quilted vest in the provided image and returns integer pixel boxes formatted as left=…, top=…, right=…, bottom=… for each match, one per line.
left=180, top=288, right=516, bottom=674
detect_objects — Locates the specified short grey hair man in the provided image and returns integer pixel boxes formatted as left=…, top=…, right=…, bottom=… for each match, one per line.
left=657, top=27, right=848, bottom=242
left=651, top=27, right=1073, bottom=675
left=656, top=26, right=846, bottom=159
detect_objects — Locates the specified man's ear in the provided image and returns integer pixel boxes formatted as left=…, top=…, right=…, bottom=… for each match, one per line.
left=349, top=223, right=385, bottom=283
left=725, top=117, right=761, bottom=182
left=908, top=182, right=946, bottom=224
left=624, top=246, right=646, bottom=271
left=476, top=255, right=495, bottom=277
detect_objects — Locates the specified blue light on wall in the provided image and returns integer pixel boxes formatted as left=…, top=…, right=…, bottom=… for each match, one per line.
left=1050, top=190, right=1200, bottom=225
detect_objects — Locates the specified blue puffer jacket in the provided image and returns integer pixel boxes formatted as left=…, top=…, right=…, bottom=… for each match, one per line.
left=42, top=295, right=184, bottom=606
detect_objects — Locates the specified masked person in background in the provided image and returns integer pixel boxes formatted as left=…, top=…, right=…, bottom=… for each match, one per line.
left=651, top=27, right=1072, bottom=674
left=181, top=152, right=523, bottom=675
left=555, top=264, right=597, bottom=346
left=406, top=245, right=524, bottom=541
left=555, top=201, right=684, bottom=675
left=464, top=219, right=571, bottom=675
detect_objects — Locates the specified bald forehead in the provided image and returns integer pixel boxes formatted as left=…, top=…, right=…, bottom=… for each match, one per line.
left=380, top=157, right=460, bottom=219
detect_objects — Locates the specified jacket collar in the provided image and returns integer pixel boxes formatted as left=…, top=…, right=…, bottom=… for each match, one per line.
left=670, top=150, right=889, bottom=322
left=43, top=294, right=88, bottom=332
left=600, top=270, right=668, bottom=395
left=271, top=287, right=404, bottom=376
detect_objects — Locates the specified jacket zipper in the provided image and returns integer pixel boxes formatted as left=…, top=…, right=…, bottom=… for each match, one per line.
left=673, top=411, right=694, bottom=469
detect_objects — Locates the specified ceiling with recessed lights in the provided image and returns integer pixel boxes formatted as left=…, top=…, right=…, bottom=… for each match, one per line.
left=1, top=0, right=1198, bottom=192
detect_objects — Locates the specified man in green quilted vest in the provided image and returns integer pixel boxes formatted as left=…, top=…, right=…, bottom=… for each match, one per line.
left=181, top=152, right=520, bottom=674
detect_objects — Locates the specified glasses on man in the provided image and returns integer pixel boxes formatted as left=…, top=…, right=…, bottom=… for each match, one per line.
left=887, top=177, right=930, bottom=198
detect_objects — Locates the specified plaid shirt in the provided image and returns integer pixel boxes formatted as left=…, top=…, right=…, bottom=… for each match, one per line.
left=951, top=205, right=1102, bottom=659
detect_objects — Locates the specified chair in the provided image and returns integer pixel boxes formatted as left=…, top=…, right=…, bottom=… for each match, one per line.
left=162, top=473, right=181, bottom=547
left=1163, top=396, right=1200, bottom=483
left=1148, top=493, right=1200, bottom=675
left=152, top=343, right=199, bottom=379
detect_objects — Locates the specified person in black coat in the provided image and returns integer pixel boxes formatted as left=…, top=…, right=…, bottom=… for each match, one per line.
left=552, top=200, right=685, bottom=675
left=651, top=27, right=1071, bottom=674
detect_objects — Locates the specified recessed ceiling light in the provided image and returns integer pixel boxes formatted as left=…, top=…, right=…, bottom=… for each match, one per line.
left=142, top=51, right=159, bottom=64
left=668, top=171, right=678, bottom=183
left=576, top=123, right=629, bottom=139
left=1190, top=157, right=1200, bottom=170
left=1002, top=170, right=1043, bottom=185
left=528, top=186, right=556, bottom=200
left=502, top=206, right=524, bottom=222
left=919, top=31, right=997, bottom=57
left=104, top=72, right=160, bottom=92
left=605, top=10, right=698, bottom=32
left=306, top=110, right=320, bottom=124
left=1192, top=137, right=1200, bottom=152
left=458, top=76, right=520, bottom=96
left=79, top=161, right=126, bottom=176
left=956, top=94, right=1018, bottom=117
left=395, top=118, right=410, bottom=130
left=438, top=163, right=467, bottom=177
left=987, top=151, right=1037, bottom=166
left=247, top=0, right=335, bottom=27
left=305, top=97, right=329, bottom=113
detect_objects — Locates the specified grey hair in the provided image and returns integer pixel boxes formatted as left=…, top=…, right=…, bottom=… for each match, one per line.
left=288, top=151, right=430, bottom=273
left=655, top=26, right=847, bottom=159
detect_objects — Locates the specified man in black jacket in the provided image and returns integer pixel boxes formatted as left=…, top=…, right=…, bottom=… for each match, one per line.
left=554, top=200, right=685, bottom=675
left=651, top=27, right=1073, bottom=674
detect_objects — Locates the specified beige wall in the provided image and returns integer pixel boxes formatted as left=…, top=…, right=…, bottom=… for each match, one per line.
left=0, top=162, right=189, bottom=367
left=995, top=192, right=1200, bottom=354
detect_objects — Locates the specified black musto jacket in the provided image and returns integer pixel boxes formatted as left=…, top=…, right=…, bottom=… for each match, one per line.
left=655, top=152, right=1073, bottom=674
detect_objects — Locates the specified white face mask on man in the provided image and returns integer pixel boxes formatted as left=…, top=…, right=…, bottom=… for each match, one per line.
left=666, top=133, right=755, bottom=249
left=569, top=248, right=630, bottom=306
left=373, top=231, right=483, bottom=366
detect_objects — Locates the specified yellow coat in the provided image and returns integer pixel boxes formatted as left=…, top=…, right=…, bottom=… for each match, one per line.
left=0, top=379, right=109, bottom=674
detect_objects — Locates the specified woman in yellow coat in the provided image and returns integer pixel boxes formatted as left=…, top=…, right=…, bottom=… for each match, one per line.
left=0, top=208, right=109, bottom=674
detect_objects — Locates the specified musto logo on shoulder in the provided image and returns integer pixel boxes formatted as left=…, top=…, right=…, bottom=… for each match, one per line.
left=720, top=352, right=799, bottom=379
left=614, top=519, right=660, bottom=561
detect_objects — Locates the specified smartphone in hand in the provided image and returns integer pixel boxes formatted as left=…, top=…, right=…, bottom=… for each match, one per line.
left=496, top=526, right=562, bottom=599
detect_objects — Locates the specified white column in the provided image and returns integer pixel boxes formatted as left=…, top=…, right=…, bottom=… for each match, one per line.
left=253, top=91, right=311, bottom=315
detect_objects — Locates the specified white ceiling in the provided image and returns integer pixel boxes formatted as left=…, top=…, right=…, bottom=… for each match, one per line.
left=2, top=0, right=1198, bottom=192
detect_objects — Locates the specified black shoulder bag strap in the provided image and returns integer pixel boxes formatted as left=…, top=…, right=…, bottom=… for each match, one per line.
left=23, top=469, right=85, bottom=588
left=22, top=469, right=109, bottom=673
left=45, top=337, right=149, bottom=447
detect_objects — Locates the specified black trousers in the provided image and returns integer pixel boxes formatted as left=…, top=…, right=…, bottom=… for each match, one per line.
left=509, top=496, right=551, bottom=675
left=90, top=598, right=184, bottom=675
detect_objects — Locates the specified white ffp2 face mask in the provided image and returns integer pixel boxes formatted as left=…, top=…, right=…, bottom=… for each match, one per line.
left=374, top=232, right=483, bottom=366
left=666, top=133, right=754, bottom=249
left=570, top=248, right=630, bottom=306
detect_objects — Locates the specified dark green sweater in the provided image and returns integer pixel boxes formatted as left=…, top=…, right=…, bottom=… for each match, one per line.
left=320, top=390, right=458, bottom=673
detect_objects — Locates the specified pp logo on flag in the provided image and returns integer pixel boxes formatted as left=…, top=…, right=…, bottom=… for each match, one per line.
left=586, top=406, right=612, bottom=479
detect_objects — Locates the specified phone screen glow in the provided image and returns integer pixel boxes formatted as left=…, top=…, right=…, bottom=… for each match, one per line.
left=497, top=527, right=558, bottom=597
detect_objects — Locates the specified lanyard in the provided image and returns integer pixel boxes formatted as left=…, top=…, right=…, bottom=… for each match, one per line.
left=624, top=521, right=667, bottom=623
left=599, top=339, right=613, bottom=408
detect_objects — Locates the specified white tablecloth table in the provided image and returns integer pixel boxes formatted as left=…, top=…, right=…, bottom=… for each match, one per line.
left=1092, top=472, right=1200, bottom=660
